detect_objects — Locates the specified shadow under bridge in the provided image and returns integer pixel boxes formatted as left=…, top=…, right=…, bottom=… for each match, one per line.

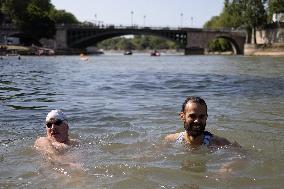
left=66, top=26, right=187, bottom=49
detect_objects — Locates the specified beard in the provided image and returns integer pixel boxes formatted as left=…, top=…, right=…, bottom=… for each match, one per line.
left=184, top=122, right=206, bottom=137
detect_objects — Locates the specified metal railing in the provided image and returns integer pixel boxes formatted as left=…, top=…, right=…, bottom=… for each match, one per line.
left=1, top=23, right=246, bottom=34
left=56, top=23, right=246, bottom=33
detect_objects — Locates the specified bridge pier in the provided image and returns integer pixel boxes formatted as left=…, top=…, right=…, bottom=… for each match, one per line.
left=53, top=27, right=88, bottom=55
left=55, top=28, right=68, bottom=49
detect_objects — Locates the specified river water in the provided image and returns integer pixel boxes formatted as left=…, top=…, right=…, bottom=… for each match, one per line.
left=0, top=54, right=283, bottom=188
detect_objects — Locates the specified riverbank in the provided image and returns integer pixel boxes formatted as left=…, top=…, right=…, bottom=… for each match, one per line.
left=102, top=49, right=184, bottom=55
left=244, top=43, right=284, bottom=56
left=1, top=44, right=284, bottom=56
left=0, top=45, right=54, bottom=56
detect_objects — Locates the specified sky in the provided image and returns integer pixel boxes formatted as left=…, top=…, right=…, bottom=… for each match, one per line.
left=51, top=0, right=224, bottom=28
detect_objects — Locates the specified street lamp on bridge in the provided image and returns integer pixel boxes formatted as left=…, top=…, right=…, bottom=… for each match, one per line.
left=143, top=15, right=146, bottom=27
left=94, top=14, right=97, bottom=25
left=191, top=16, right=193, bottom=27
left=180, top=13, right=183, bottom=28
left=131, top=11, right=134, bottom=26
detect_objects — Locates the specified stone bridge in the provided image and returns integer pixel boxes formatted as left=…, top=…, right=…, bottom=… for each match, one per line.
left=56, top=25, right=246, bottom=55
left=1, top=24, right=246, bottom=55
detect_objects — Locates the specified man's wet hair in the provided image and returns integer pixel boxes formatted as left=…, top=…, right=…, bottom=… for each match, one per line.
left=181, top=96, right=207, bottom=113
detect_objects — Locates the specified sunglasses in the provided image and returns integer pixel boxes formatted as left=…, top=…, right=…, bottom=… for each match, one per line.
left=46, top=120, right=63, bottom=128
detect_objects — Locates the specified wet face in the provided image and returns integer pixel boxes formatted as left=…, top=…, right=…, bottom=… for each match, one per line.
left=46, top=119, right=69, bottom=143
left=180, top=102, right=208, bottom=137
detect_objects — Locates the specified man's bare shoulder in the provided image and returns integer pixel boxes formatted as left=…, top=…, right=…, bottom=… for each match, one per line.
left=165, top=133, right=180, bottom=142
left=34, top=137, right=56, bottom=154
left=34, top=137, right=50, bottom=148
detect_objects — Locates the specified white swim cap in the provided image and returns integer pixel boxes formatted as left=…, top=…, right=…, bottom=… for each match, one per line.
left=46, top=109, right=67, bottom=122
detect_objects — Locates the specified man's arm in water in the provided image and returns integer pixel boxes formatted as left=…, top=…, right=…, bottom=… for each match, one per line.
left=211, top=135, right=241, bottom=147
left=164, top=133, right=179, bottom=142
left=210, top=135, right=231, bottom=146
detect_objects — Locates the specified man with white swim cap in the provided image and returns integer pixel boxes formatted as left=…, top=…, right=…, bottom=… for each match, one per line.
left=34, top=110, right=83, bottom=171
left=165, top=96, right=233, bottom=147
left=35, top=109, right=77, bottom=152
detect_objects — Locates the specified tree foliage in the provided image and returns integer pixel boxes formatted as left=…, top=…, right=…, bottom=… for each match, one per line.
left=204, top=1, right=244, bottom=29
left=207, top=38, right=232, bottom=52
left=0, top=1, right=3, bottom=24
left=204, top=0, right=268, bottom=46
left=269, top=0, right=284, bottom=14
left=204, top=16, right=222, bottom=29
left=204, top=0, right=267, bottom=30
left=268, top=0, right=284, bottom=21
left=4, top=0, right=55, bottom=39
left=241, top=0, right=267, bottom=29
left=97, top=35, right=177, bottom=50
left=2, top=0, right=79, bottom=39
left=49, top=8, right=79, bottom=24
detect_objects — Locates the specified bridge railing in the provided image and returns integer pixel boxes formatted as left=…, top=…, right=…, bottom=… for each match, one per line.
left=56, top=23, right=246, bottom=33
left=1, top=22, right=246, bottom=34
left=56, top=23, right=184, bottom=31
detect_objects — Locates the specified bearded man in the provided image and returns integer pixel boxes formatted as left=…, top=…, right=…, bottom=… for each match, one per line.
left=165, top=96, right=232, bottom=146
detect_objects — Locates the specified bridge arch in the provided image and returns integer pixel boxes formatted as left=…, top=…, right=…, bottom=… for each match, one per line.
left=66, top=28, right=187, bottom=49
left=54, top=26, right=246, bottom=54
left=208, top=35, right=243, bottom=55
left=186, top=30, right=246, bottom=55
left=70, top=33, right=182, bottom=49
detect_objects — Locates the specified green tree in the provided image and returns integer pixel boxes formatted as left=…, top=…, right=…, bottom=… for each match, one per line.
left=208, top=38, right=232, bottom=52
left=0, top=1, right=3, bottom=25
left=204, top=1, right=245, bottom=52
left=96, top=35, right=177, bottom=50
left=204, top=16, right=222, bottom=29
left=204, top=1, right=244, bottom=29
left=268, top=0, right=284, bottom=21
left=138, top=35, right=151, bottom=49
left=204, top=0, right=267, bottom=44
left=117, top=38, right=134, bottom=50
left=49, top=8, right=79, bottom=24
left=5, top=0, right=56, bottom=39
left=241, top=0, right=267, bottom=44
left=220, top=0, right=244, bottom=28
left=269, top=0, right=284, bottom=14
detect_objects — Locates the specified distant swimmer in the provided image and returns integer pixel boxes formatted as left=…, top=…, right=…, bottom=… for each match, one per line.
left=34, top=109, right=78, bottom=153
left=80, top=53, right=88, bottom=61
left=165, top=96, right=238, bottom=147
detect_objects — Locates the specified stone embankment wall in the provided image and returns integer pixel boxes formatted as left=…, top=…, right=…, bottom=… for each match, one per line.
left=256, top=26, right=284, bottom=44
left=245, top=24, right=284, bottom=56
left=245, top=43, right=284, bottom=56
